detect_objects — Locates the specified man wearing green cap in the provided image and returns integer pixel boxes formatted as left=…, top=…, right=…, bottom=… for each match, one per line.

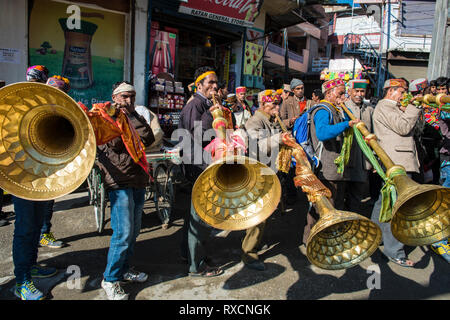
left=344, top=80, right=374, bottom=216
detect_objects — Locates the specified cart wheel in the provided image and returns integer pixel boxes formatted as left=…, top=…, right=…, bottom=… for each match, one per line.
left=87, top=170, right=95, bottom=205
left=94, top=182, right=106, bottom=233
left=92, top=167, right=106, bottom=234
left=154, top=164, right=172, bottom=228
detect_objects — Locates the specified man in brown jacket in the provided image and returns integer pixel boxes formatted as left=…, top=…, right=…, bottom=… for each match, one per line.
left=279, top=78, right=314, bottom=130
left=370, top=78, right=421, bottom=268
left=99, top=81, right=155, bottom=300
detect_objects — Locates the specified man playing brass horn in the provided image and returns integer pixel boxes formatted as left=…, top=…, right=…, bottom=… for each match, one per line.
left=344, top=79, right=374, bottom=216
left=302, top=79, right=360, bottom=244
left=97, top=81, right=155, bottom=300
left=178, top=67, right=225, bottom=278
left=371, top=79, right=420, bottom=268
left=243, top=89, right=285, bottom=271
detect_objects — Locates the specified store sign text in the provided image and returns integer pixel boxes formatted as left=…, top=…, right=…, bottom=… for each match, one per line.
left=179, top=0, right=262, bottom=27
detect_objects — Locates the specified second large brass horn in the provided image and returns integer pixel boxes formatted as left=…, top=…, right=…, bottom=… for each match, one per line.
left=0, top=82, right=96, bottom=200
left=192, top=98, right=281, bottom=231
left=275, top=115, right=382, bottom=270
left=341, top=103, right=449, bottom=246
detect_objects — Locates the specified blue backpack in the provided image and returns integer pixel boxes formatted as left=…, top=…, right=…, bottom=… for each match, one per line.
left=292, top=104, right=333, bottom=169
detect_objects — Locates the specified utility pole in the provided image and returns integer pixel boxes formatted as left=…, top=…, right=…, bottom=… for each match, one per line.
left=284, top=28, right=290, bottom=83
left=427, top=0, right=450, bottom=79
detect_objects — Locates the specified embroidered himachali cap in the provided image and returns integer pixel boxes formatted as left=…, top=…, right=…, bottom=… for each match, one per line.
left=383, top=78, right=408, bottom=89
left=236, top=86, right=247, bottom=94
left=46, top=75, right=71, bottom=93
left=226, top=93, right=237, bottom=104
left=409, top=78, right=428, bottom=93
left=321, top=78, right=345, bottom=94
left=348, top=79, right=369, bottom=89
left=259, top=89, right=281, bottom=104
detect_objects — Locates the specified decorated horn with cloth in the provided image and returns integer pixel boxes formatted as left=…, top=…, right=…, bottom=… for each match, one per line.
left=275, top=115, right=382, bottom=270
left=191, top=94, right=281, bottom=231
left=340, top=103, right=449, bottom=246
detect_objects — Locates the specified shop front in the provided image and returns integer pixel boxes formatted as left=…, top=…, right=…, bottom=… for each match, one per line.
left=148, top=0, right=262, bottom=136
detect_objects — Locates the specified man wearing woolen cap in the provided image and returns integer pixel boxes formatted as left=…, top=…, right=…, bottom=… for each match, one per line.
left=279, top=78, right=313, bottom=130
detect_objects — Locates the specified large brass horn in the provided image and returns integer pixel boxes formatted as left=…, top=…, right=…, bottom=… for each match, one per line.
left=341, top=103, right=450, bottom=246
left=275, top=115, right=382, bottom=270
left=192, top=101, right=281, bottom=231
left=0, top=82, right=96, bottom=200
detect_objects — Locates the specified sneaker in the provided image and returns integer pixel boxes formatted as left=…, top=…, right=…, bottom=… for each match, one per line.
left=40, top=232, right=64, bottom=248
left=123, top=267, right=148, bottom=283
left=101, top=280, right=129, bottom=300
left=30, top=265, right=58, bottom=278
left=431, top=239, right=450, bottom=263
left=15, top=280, right=45, bottom=300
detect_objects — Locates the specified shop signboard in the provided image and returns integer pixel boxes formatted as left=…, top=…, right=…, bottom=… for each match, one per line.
left=29, top=0, right=126, bottom=106
left=178, top=0, right=263, bottom=27
left=243, top=41, right=263, bottom=76
left=149, top=29, right=177, bottom=78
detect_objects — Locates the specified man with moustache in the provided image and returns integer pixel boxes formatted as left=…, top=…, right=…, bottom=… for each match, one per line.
left=99, top=81, right=155, bottom=299
left=343, top=79, right=374, bottom=216
left=178, top=67, right=225, bottom=278
left=279, top=78, right=314, bottom=130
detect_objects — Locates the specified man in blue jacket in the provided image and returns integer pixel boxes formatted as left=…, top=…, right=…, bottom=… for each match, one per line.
left=302, top=78, right=360, bottom=244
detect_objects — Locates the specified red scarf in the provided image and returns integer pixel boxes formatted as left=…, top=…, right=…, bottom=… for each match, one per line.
left=80, top=102, right=149, bottom=175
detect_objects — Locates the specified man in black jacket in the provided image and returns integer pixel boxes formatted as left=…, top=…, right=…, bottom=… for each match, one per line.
left=99, top=81, right=154, bottom=300
left=178, top=67, right=225, bottom=278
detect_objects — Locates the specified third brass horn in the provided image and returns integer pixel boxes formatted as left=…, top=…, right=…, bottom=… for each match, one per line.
left=340, top=103, right=449, bottom=246
left=275, top=115, right=382, bottom=270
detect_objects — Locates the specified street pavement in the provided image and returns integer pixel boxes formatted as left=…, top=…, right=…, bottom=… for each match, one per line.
left=0, top=184, right=449, bottom=302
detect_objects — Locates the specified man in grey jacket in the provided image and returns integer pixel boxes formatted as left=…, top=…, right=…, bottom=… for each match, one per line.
left=344, top=80, right=374, bottom=216
left=371, top=78, right=421, bottom=268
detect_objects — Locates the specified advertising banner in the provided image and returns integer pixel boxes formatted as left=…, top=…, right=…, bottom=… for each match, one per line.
left=243, top=41, right=263, bottom=76
left=29, top=0, right=126, bottom=106
left=149, top=29, right=177, bottom=77
left=179, top=0, right=263, bottom=27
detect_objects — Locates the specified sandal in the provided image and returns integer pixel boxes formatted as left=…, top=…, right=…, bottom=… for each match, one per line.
left=387, top=256, right=415, bottom=268
left=189, top=266, right=223, bottom=278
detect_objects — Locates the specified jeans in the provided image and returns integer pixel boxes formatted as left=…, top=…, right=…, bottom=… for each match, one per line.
left=12, top=197, right=54, bottom=283
left=440, top=163, right=450, bottom=188
left=39, top=200, right=55, bottom=234
left=103, top=188, right=145, bottom=282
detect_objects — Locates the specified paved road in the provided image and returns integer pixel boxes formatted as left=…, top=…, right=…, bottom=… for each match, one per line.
left=0, top=185, right=448, bottom=303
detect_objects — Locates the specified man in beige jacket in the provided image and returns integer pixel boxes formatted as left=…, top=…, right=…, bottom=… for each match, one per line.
left=371, top=78, right=421, bottom=268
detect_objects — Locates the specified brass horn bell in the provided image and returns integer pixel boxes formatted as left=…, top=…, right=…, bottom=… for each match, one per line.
left=388, top=167, right=450, bottom=246
left=192, top=155, right=281, bottom=231
left=0, top=82, right=96, bottom=200
left=306, top=196, right=382, bottom=270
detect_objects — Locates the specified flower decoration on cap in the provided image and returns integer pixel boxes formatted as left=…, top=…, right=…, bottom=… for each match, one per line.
left=383, top=78, right=408, bottom=89
left=260, top=89, right=281, bottom=104
left=321, top=78, right=345, bottom=94
left=46, top=75, right=71, bottom=93
left=26, top=65, right=49, bottom=83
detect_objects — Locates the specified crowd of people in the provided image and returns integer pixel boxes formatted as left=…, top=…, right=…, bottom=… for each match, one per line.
left=0, top=64, right=448, bottom=300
